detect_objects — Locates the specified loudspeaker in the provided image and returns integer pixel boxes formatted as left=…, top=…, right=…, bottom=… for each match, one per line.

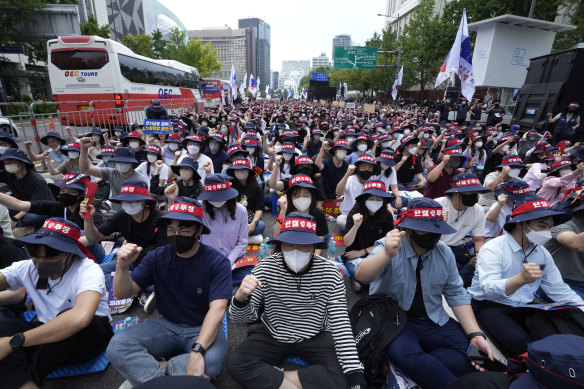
left=309, top=86, right=336, bottom=100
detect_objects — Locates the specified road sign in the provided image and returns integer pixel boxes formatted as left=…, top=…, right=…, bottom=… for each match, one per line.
left=334, top=46, right=378, bottom=70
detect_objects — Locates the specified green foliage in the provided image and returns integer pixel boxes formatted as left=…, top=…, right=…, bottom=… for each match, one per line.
left=80, top=15, right=110, bottom=39
left=122, top=34, right=154, bottom=57
left=151, top=29, right=167, bottom=59
left=164, top=28, right=222, bottom=78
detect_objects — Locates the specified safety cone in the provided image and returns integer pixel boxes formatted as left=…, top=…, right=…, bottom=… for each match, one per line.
left=48, top=115, right=54, bottom=130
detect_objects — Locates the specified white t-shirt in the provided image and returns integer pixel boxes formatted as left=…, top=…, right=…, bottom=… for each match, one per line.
left=436, top=196, right=486, bottom=246
left=276, top=163, right=292, bottom=181
left=136, top=161, right=169, bottom=181
left=484, top=202, right=512, bottom=238
left=1, top=257, right=110, bottom=323
left=339, top=175, right=364, bottom=213
left=178, top=152, right=213, bottom=181
left=478, top=171, right=499, bottom=209
left=373, top=167, right=398, bottom=190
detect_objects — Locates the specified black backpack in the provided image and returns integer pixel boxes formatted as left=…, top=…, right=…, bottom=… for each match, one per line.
left=349, top=293, right=407, bottom=388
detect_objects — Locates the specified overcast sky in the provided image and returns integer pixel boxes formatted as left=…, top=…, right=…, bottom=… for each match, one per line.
left=160, top=0, right=386, bottom=73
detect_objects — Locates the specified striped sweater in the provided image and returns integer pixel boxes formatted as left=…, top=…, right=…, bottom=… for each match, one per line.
left=229, top=252, right=363, bottom=375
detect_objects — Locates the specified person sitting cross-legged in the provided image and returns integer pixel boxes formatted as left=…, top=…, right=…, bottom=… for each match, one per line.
left=227, top=212, right=366, bottom=389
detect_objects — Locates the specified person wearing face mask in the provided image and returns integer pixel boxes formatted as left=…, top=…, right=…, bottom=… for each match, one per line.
left=479, top=155, right=526, bottom=212
left=425, top=148, right=467, bottom=199
left=374, top=149, right=403, bottom=208
left=343, top=180, right=394, bottom=291
left=0, top=131, right=18, bottom=158
left=345, top=135, right=373, bottom=165
left=24, top=131, right=67, bottom=169
left=86, top=127, right=107, bottom=160
left=45, top=142, right=81, bottom=176
left=124, top=132, right=147, bottom=163
left=162, top=133, right=183, bottom=166
left=336, top=154, right=379, bottom=230
left=485, top=179, right=534, bottom=240
left=136, top=144, right=168, bottom=191
left=145, top=98, right=169, bottom=119
left=394, top=135, right=426, bottom=190
left=199, top=174, right=249, bottom=286
left=175, top=135, right=213, bottom=181
left=241, top=137, right=265, bottom=187
left=548, top=102, right=580, bottom=145
left=485, top=99, right=506, bottom=127
left=0, top=149, right=55, bottom=228
left=107, top=197, right=231, bottom=386
left=272, top=155, right=320, bottom=192
left=315, top=139, right=350, bottom=199
left=228, top=212, right=367, bottom=389
left=227, top=159, right=265, bottom=240
left=437, top=97, right=453, bottom=127
left=203, top=133, right=227, bottom=174
left=538, top=159, right=584, bottom=205
left=524, top=147, right=554, bottom=191
left=268, top=143, right=298, bottom=192
left=151, top=157, right=203, bottom=204
left=462, top=135, right=487, bottom=171
left=79, top=139, right=148, bottom=213
left=0, top=218, right=112, bottom=389
left=468, top=197, right=584, bottom=357
left=436, top=173, right=489, bottom=286
left=517, top=129, right=540, bottom=159
left=356, top=198, right=493, bottom=388
left=274, top=174, right=328, bottom=255
left=302, top=128, right=323, bottom=158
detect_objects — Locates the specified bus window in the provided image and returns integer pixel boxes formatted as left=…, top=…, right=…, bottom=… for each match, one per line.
left=51, top=50, right=109, bottom=70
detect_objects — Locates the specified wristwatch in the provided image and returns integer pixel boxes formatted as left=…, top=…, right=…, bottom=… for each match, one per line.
left=9, top=332, right=25, bottom=351
left=467, top=332, right=486, bottom=341
left=191, top=342, right=206, bottom=357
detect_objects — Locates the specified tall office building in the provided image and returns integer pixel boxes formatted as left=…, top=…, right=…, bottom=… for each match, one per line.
left=271, top=71, right=279, bottom=89
left=188, top=27, right=251, bottom=81
left=331, top=35, right=352, bottom=63
left=312, top=52, right=330, bottom=68
left=279, top=60, right=310, bottom=88
left=238, top=18, right=271, bottom=92
left=383, top=0, right=452, bottom=36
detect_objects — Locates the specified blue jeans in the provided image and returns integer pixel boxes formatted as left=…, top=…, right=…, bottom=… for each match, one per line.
left=566, top=280, right=584, bottom=300
left=87, top=243, right=105, bottom=263
left=387, top=317, right=473, bottom=389
left=449, top=244, right=475, bottom=287
left=250, top=219, right=266, bottom=236
left=18, top=213, right=47, bottom=228
left=100, top=260, right=134, bottom=287
left=106, top=316, right=228, bottom=386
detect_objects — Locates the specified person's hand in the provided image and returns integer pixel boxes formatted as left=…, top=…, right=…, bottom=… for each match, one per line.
left=443, top=209, right=449, bottom=221
left=103, top=132, right=109, bottom=142
left=234, top=274, right=262, bottom=302
left=116, top=243, right=142, bottom=269
left=347, top=164, right=356, bottom=175
left=497, top=194, right=508, bottom=205
left=275, top=155, right=283, bottom=166
left=164, top=182, right=179, bottom=203
left=10, top=219, right=17, bottom=230
left=395, top=196, right=402, bottom=209
left=547, top=113, right=552, bottom=118
left=469, top=255, right=477, bottom=266
left=321, top=141, right=330, bottom=151
left=24, top=141, right=32, bottom=149
left=186, top=351, right=209, bottom=380
left=174, top=150, right=182, bottom=159
left=42, top=151, right=51, bottom=160
left=384, top=229, right=405, bottom=258
left=80, top=137, right=93, bottom=149
left=501, top=166, right=511, bottom=177
left=66, top=126, right=73, bottom=134
left=304, top=134, right=310, bottom=144
left=576, top=162, right=584, bottom=173
left=248, top=222, right=255, bottom=235
left=469, top=336, right=494, bottom=371
left=0, top=337, right=11, bottom=361
left=277, top=195, right=287, bottom=214
left=520, top=263, right=543, bottom=285
left=154, top=160, right=164, bottom=173
left=203, top=162, right=212, bottom=174
left=79, top=200, right=95, bottom=218
left=344, top=250, right=365, bottom=259
left=352, top=212, right=363, bottom=227
left=442, top=154, right=450, bottom=164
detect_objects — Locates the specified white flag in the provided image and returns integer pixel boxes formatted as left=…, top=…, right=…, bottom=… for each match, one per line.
left=343, top=82, right=348, bottom=99
left=256, top=77, right=261, bottom=97
left=392, top=65, right=403, bottom=101
left=239, top=72, right=247, bottom=96
left=230, top=64, right=237, bottom=99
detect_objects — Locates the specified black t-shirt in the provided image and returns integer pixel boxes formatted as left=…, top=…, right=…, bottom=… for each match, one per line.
left=0, top=236, right=30, bottom=315
left=306, top=140, right=322, bottom=158
left=481, top=151, right=505, bottom=180
left=98, top=208, right=168, bottom=263
left=470, top=105, right=482, bottom=120
left=231, top=177, right=263, bottom=222
left=395, top=154, right=423, bottom=185
left=0, top=169, right=55, bottom=202
left=345, top=204, right=394, bottom=252
left=486, top=107, right=506, bottom=126
left=321, top=157, right=348, bottom=198
left=150, top=175, right=203, bottom=200
left=29, top=200, right=102, bottom=230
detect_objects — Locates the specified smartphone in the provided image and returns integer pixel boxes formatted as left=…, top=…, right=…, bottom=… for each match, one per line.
left=466, top=345, right=507, bottom=372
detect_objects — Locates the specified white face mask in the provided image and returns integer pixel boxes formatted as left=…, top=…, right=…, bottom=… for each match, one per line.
left=292, top=197, right=311, bottom=211
left=313, top=135, right=321, bottom=141
left=474, top=142, right=483, bottom=148
left=282, top=249, right=312, bottom=273
left=396, top=133, right=404, bottom=140
left=333, top=131, right=339, bottom=137
left=115, top=131, right=123, bottom=137
left=346, top=137, right=355, bottom=143
left=129, top=141, right=140, bottom=150
left=68, top=151, right=80, bottom=159
left=408, top=147, right=417, bottom=155
left=246, top=147, right=256, bottom=155
left=423, top=133, right=430, bottom=139
left=404, top=129, right=411, bottom=135
left=525, top=224, right=552, bottom=246
left=381, top=141, right=390, bottom=148
left=0, top=146, right=7, bottom=155
left=282, top=153, right=293, bottom=161
left=559, top=169, right=572, bottom=177
left=357, top=144, right=368, bottom=152
left=115, top=163, right=132, bottom=174
left=180, top=168, right=193, bottom=181
left=209, top=144, right=220, bottom=153
left=122, top=202, right=143, bottom=215
left=275, top=145, right=282, bottom=154
left=92, top=135, right=101, bottom=143
left=168, top=143, right=179, bottom=151
left=187, top=145, right=200, bottom=155
left=209, top=200, right=226, bottom=208
left=335, top=150, right=347, bottom=160
left=147, top=154, right=158, bottom=163
left=365, top=200, right=384, bottom=213
left=502, top=145, right=510, bottom=152
left=4, top=163, right=19, bottom=174
left=381, top=163, right=390, bottom=171
left=234, top=170, right=249, bottom=181
left=508, top=168, right=521, bottom=178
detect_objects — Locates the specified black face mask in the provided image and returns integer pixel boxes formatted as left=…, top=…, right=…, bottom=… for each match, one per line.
left=460, top=193, right=479, bottom=207
left=33, top=255, right=68, bottom=278
left=357, top=170, right=374, bottom=181
left=59, top=193, right=81, bottom=207
left=297, top=168, right=313, bottom=176
left=169, top=234, right=198, bottom=254
left=410, top=230, right=441, bottom=251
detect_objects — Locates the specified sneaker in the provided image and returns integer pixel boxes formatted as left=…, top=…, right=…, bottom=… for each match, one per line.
left=387, top=366, right=419, bottom=389
left=352, top=279, right=363, bottom=292
left=119, top=379, right=133, bottom=389
left=248, top=234, right=264, bottom=244
left=138, top=291, right=156, bottom=314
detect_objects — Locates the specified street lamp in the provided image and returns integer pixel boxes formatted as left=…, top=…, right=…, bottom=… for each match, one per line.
left=377, top=13, right=399, bottom=20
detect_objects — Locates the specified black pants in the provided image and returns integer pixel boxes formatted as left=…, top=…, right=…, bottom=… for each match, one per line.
left=226, top=323, right=347, bottom=389
left=471, top=299, right=533, bottom=358
left=0, top=315, right=113, bottom=389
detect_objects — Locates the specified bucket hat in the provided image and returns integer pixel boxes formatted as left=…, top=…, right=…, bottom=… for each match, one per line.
left=377, top=149, right=396, bottom=167
left=110, top=147, right=138, bottom=165
left=110, top=180, right=156, bottom=205
left=394, top=197, right=456, bottom=234
left=170, top=157, right=200, bottom=180
left=0, top=148, right=34, bottom=168
left=444, top=172, right=489, bottom=194
left=497, top=155, right=526, bottom=169
left=198, top=174, right=239, bottom=202
left=269, top=212, right=323, bottom=246
left=494, top=179, right=534, bottom=203
left=157, top=197, right=210, bottom=234
left=15, top=217, right=87, bottom=258
left=503, top=197, right=571, bottom=232
left=40, top=131, right=66, bottom=146
left=355, top=180, right=393, bottom=201
left=96, top=146, right=116, bottom=159
left=49, top=172, right=89, bottom=192
left=60, top=142, right=81, bottom=156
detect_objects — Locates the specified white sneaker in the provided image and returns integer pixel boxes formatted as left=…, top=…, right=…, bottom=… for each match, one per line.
left=392, top=366, right=419, bottom=389
left=248, top=234, right=264, bottom=244
left=119, top=379, right=133, bottom=389
left=138, top=291, right=156, bottom=315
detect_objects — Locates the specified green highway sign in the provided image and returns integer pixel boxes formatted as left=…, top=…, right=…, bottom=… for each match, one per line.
left=334, top=46, right=378, bottom=70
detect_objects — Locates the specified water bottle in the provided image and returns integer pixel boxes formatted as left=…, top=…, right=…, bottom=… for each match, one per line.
left=258, top=242, right=266, bottom=260
left=264, top=237, right=271, bottom=257
left=328, top=237, right=337, bottom=262
left=124, top=316, right=138, bottom=328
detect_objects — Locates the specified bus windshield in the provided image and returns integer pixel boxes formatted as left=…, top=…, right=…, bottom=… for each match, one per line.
left=51, top=50, right=109, bottom=70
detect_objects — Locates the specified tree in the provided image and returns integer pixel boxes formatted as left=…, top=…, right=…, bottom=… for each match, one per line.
left=80, top=15, right=110, bottom=39
left=151, top=29, right=167, bottom=59
left=122, top=34, right=153, bottom=57
left=165, top=28, right=222, bottom=78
